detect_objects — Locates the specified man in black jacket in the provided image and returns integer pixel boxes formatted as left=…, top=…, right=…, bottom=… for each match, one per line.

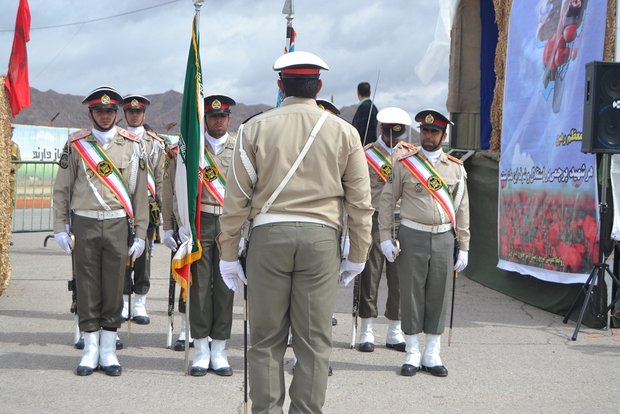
left=352, top=82, right=379, bottom=145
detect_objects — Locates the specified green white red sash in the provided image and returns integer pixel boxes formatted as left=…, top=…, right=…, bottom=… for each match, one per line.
left=400, top=153, right=456, bottom=227
left=146, top=164, right=156, bottom=198
left=199, top=147, right=226, bottom=206
left=365, top=145, right=392, bottom=182
left=71, top=139, right=134, bottom=219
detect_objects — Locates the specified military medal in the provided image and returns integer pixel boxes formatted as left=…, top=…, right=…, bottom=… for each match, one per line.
left=380, top=164, right=392, bottom=177
left=427, top=176, right=442, bottom=191
left=96, top=161, right=113, bottom=177
left=204, top=166, right=218, bottom=182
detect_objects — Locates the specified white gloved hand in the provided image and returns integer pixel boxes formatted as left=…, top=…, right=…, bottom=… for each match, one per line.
left=339, top=259, right=365, bottom=287
left=340, top=236, right=350, bottom=259
left=454, top=250, right=469, bottom=273
left=54, top=224, right=72, bottom=255
left=220, top=259, right=247, bottom=293
left=380, top=240, right=399, bottom=263
left=128, top=238, right=146, bottom=262
left=612, top=229, right=620, bottom=241
left=238, top=238, right=247, bottom=257
left=178, top=226, right=191, bottom=243
left=163, top=229, right=178, bottom=251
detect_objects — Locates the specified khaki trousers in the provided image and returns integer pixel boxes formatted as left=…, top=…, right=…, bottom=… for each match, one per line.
left=359, top=212, right=400, bottom=320
left=246, top=222, right=339, bottom=414
left=72, top=214, right=128, bottom=332
left=396, top=226, right=454, bottom=335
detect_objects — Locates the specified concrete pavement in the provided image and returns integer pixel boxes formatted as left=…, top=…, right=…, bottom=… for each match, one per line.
left=2, top=231, right=619, bottom=413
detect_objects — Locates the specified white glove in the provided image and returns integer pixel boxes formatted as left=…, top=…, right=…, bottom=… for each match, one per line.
left=163, top=229, right=178, bottom=251
left=340, top=236, right=350, bottom=259
left=380, top=240, right=399, bottom=263
left=339, top=259, right=365, bottom=287
left=220, top=259, right=247, bottom=293
left=238, top=238, right=247, bottom=257
left=454, top=250, right=469, bottom=273
left=612, top=229, right=620, bottom=241
left=178, top=226, right=191, bottom=243
left=128, top=239, right=146, bottom=262
left=54, top=224, right=72, bottom=255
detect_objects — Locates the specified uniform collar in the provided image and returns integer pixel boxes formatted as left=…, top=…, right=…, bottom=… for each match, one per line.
left=281, top=96, right=318, bottom=107
left=127, top=126, right=145, bottom=136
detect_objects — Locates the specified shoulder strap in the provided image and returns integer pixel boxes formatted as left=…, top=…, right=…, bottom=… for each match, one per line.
left=260, top=111, right=329, bottom=214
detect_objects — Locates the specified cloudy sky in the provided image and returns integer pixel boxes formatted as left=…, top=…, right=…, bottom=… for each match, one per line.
left=1, top=0, right=451, bottom=115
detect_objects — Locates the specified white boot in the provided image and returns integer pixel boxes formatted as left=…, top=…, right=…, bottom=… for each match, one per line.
left=386, top=320, right=406, bottom=351
left=132, top=294, right=150, bottom=325
left=403, top=334, right=421, bottom=368
left=210, top=339, right=233, bottom=376
left=421, top=334, right=448, bottom=377
left=174, top=317, right=194, bottom=351
left=121, top=294, right=130, bottom=321
left=99, top=330, right=122, bottom=376
left=190, top=337, right=211, bottom=376
left=76, top=331, right=100, bottom=376
left=358, top=318, right=375, bottom=352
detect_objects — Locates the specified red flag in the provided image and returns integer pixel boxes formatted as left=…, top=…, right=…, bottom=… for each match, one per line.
left=5, top=0, right=31, bottom=117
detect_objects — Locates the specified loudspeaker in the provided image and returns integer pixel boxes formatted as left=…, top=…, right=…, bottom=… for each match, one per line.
left=582, top=61, right=620, bottom=153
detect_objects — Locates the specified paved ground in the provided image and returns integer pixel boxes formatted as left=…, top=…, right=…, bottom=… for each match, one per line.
left=2, top=231, right=620, bottom=413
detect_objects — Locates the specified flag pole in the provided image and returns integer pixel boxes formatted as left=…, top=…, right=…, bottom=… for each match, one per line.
left=183, top=0, right=205, bottom=375
left=276, top=0, right=295, bottom=107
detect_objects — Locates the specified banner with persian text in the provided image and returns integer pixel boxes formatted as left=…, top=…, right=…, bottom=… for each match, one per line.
left=498, top=0, right=606, bottom=283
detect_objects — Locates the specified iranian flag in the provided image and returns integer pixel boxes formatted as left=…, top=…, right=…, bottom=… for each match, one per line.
left=171, top=13, right=205, bottom=300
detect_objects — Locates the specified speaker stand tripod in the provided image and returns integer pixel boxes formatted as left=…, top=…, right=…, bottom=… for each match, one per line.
left=562, top=153, right=620, bottom=340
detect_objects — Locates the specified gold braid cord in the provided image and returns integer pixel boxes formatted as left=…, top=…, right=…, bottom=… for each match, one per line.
left=0, top=76, right=13, bottom=296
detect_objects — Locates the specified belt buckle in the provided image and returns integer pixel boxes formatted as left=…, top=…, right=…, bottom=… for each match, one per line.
left=97, top=211, right=105, bottom=220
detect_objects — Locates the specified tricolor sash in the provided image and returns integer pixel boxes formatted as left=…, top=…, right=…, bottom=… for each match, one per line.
left=400, top=153, right=456, bottom=227
left=71, top=139, right=134, bottom=219
left=146, top=164, right=157, bottom=198
left=199, top=147, right=226, bottom=206
left=365, top=145, right=392, bottom=182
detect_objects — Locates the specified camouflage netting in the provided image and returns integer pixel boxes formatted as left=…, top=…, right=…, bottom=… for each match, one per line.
left=490, top=0, right=616, bottom=152
left=0, top=76, right=13, bottom=296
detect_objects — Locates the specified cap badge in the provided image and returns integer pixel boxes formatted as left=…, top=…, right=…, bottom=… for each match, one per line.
left=393, top=125, right=402, bottom=132
left=101, top=94, right=111, bottom=105
left=424, top=114, right=434, bottom=124
left=131, top=99, right=140, bottom=109
left=211, top=99, right=222, bottom=110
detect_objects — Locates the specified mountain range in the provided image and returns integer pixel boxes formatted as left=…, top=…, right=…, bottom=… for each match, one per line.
left=14, top=88, right=359, bottom=136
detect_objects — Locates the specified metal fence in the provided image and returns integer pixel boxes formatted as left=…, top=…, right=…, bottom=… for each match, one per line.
left=11, top=160, right=59, bottom=233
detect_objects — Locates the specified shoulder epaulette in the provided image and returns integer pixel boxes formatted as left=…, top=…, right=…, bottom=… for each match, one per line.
left=399, top=142, right=417, bottom=151
left=166, top=143, right=179, bottom=159
left=447, top=153, right=464, bottom=165
left=398, top=148, right=419, bottom=161
left=117, top=127, right=140, bottom=142
left=69, top=129, right=90, bottom=142
left=146, top=130, right=165, bottom=142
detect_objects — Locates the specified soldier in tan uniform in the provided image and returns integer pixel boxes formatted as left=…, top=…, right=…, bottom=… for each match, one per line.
left=53, top=86, right=148, bottom=377
left=358, top=107, right=411, bottom=354
left=121, top=94, right=166, bottom=325
left=378, top=109, right=469, bottom=378
left=217, top=51, right=373, bottom=413
left=161, top=94, right=237, bottom=377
